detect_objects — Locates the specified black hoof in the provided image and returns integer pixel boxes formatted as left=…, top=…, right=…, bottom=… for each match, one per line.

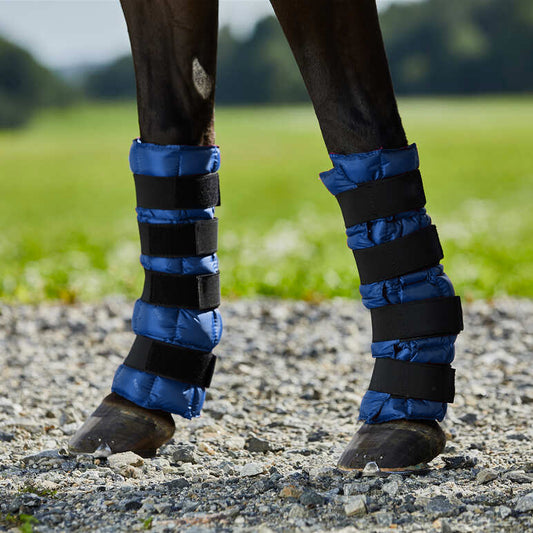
left=69, top=393, right=175, bottom=458
left=337, top=419, right=446, bottom=471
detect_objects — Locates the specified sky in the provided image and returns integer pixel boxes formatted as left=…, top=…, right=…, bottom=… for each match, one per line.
left=0, top=0, right=415, bottom=69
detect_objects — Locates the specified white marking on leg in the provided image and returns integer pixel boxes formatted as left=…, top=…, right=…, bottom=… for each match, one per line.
left=192, top=58, right=213, bottom=99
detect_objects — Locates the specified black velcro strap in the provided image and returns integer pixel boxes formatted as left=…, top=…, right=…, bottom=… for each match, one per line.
left=124, top=335, right=216, bottom=388
left=336, top=169, right=426, bottom=227
left=142, top=270, right=220, bottom=310
left=354, top=225, right=443, bottom=284
left=371, top=296, right=463, bottom=342
left=139, top=219, right=218, bottom=257
left=369, top=358, right=455, bottom=402
left=134, top=172, right=220, bottom=209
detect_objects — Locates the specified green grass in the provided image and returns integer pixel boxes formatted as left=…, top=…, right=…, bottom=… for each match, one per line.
left=1, top=513, right=38, bottom=533
left=0, top=97, right=532, bottom=302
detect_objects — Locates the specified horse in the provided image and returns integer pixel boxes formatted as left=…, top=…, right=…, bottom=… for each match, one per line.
left=69, top=0, right=463, bottom=471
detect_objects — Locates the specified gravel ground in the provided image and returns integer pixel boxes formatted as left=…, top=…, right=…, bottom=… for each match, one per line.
left=0, top=297, right=532, bottom=532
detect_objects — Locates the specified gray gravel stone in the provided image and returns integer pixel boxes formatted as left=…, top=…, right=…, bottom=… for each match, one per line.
left=503, top=470, right=533, bottom=484
left=382, top=479, right=400, bottom=497
left=107, top=451, right=144, bottom=470
left=344, top=496, right=367, bottom=516
left=442, top=455, right=478, bottom=469
left=163, top=478, right=190, bottom=490
left=499, top=505, right=513, bottom=518
left=170, top=444, right=197, bottom=464
left=374, top=511, right=393, bottom=526
left=344, top=482, right=370, bottom=495
left=516, top=492, right=533, bottom=513
left=299, top=489, right=326, bottom=507
left=426, top=496, right=460, bottom=517
left=240, top=462, right=265, bottom=477
left=0, top=430, right=14, bottom=442
left=476, top=468, right=498, bottom=484
left=0, top=297, right=532, bottom=531
left=246, top=435, right=271, bottom=453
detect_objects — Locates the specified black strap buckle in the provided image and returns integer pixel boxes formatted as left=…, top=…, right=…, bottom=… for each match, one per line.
left=134, top=172, right=220, bottom=209
left=354, top=225, right=443, bottom=284
left=336, top=169, right=426, bottom=227
left=124, top=335, right=217, bottom=388
left=141, top=270, right=220, bottom=310
left=369, top=358, right=455, bottom=403
left=139, top=219, right=218, bottom=257
left=371, top=296, right=463, bottom=342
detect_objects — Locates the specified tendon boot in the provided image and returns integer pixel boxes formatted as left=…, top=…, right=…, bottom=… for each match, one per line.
left=319, top=144, right=463, bottom=471
left=70, top=140, right=222, bottom=456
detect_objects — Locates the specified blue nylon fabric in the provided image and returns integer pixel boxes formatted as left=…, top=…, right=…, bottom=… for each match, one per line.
left=140, top=255, right=218, bottom=276
left=131, top=300, right=222, bottom=352
left=113, top=364, right=205, bottom=417
left=320, top=144, right=419, bottom=195
left=136, top=208, right=214, bottom=224
left=112, top=141, right=222, bottom=418
left=129, top=138, right=220, bottom=177
left=320, top=143, right=456, bottom=423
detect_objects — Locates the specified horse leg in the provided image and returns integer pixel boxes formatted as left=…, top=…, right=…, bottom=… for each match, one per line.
left=69, top=0, right=220, bottom=457
left=271, top=0, right=461, bottom=470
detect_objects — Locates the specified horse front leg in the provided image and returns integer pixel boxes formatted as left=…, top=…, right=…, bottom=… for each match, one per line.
left=69, top=0, right=221, bottom=457
left=271, top=0, right=462, bottom=471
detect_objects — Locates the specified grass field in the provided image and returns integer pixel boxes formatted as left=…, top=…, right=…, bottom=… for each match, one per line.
left=0, top=97, right=532, bottom=302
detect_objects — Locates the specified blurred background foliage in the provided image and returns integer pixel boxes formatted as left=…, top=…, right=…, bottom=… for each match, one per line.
left=0, top=36, right=74, bottom=127
left=0, top=0, right=532, bottom=302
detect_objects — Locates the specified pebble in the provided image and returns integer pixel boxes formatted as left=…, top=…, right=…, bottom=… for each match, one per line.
left=516, top=492, right=533, bottom=513
left=240, top=462, right=265, bottom=477
left=499, top=505, right=512, bottom=519
left=382, top=479, right=400, bottom=497
left=374, top=511, right=393, bottom=526
left=344, top=482, right=370, bottom=495
left=198, top=442, right=216, bottom=455
left=123, top=499, right=142, bottom=511
left=246, top=435, right=271, bottom=453
left=21, top=450, right=64, bottom=467
left=0, top=430, right=14, bottom=442
left=426, top=496, right=460, bottom=517
left=107, top=451, right=144, bottom=470
left=476, top=469, right=498, bottom=484
left=105, top=453, right=144, bottom=479
left=344, top=496, right=367, bottom=517
left=503, top=471, right=533, bottom=484
left=299, top=489, right=326, bottom=507
left=226, top=436, right=246, bottom=450
left=442, top=455, right=478, bottom=469
left=459, top=413, right=478, bottom=425
left=280, top=485, right=302, bottom=499
left=163, top=478, right=190, bottom=490
left=170, top=444, right=197, bottom=464
left=0, top=298, right=532, bottom=531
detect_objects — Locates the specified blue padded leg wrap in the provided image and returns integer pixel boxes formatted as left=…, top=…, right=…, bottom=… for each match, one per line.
left=112, top=140, right=222, bottom=418
left=320, top=144, right=457, bottom=424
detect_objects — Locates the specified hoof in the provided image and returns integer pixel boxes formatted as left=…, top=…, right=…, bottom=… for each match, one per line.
left=337, top=419, right=446, bottom=472
left=69, top=393, right=175, bottom=458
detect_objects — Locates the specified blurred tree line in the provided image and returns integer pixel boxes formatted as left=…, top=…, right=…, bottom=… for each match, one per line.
left=1, top=0, right=533, bottom=127
left=382, top=0, right=533, bottom=93
left=81, top=0, right=533, bottom=100
left=0, top=36, right=74, bottom=127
